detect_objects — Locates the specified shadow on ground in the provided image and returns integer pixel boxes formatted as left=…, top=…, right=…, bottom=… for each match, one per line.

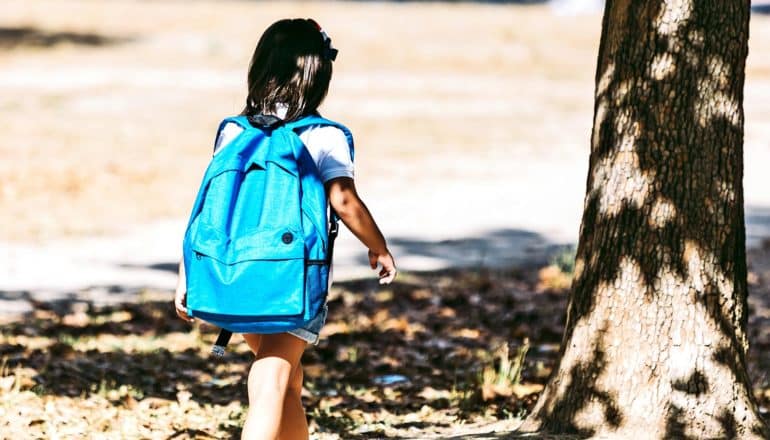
left=0, top=26, right=131, bottom=49
left=747, top=205, right=770, bottom=247
left=382, top=229, right=564, bottom=271
left=1, top=233, right=769, bottom=438
left=0, top=234, right=571, bottom=438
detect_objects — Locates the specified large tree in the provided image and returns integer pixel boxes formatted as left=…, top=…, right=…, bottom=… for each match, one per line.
left=521, top=0, right=769, bottom=438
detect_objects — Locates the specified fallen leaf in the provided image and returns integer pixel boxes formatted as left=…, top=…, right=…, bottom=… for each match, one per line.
left=512, top=383, right=545, bottom=399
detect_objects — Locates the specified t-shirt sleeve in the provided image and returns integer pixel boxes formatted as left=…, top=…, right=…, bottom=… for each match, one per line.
left=300, top=126, right=355, bottom=183
left=213, top=122, right=244, bottom=155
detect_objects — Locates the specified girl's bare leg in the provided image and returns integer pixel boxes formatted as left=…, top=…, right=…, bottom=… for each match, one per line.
left=277, top=362, right=308, bottom=440
left=240, top=333, right=307, bottom=440
left=242, top=333, right=262, bottom=355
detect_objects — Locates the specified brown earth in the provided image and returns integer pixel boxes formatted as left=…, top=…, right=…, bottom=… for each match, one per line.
left=2, top=0, right=769, bottom=243
left=1, top=241, right=769, bottom=438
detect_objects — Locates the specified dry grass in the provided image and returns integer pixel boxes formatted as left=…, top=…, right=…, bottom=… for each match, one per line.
left=2, top=0, right=600, bottom=241
left=1, top=0, right=769, bottom=242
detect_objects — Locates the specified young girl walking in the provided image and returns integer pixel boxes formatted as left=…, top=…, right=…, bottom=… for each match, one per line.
left=173, top=18, right=396, bottom=440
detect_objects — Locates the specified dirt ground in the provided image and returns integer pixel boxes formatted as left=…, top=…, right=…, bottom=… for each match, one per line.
left=0, top=0, right=593, bottom=241
left=1, top=242, right=769, bottom=439
left=2, top=0, right=770, bottom=296
left=1, top=0, right=769, bottom=244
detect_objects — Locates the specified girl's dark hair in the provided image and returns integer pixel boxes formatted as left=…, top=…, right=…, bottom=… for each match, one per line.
left=242, top=19, right=333, bottom=121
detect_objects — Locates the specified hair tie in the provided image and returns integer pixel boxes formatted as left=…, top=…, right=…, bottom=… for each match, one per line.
left=308, top=19, right=338, bottom=61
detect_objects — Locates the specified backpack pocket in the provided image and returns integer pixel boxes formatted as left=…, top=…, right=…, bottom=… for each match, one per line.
left=186, top=222, right=307, bottom=320
left=304, top=261, right=329, bottom=314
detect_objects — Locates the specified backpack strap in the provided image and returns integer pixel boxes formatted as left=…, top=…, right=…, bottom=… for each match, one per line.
left=211, top=329, right=231, bottom=357
left=186, top=116, right=249, bottom=236
left=217, top=115, right=252, bottom=134
left=208, top=115, right=253, bottom=358
left=214, top=115, right=255, bottom=144
left=285, top=115, right=355, bottom=265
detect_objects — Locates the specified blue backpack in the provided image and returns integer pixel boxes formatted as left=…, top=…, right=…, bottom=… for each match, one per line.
left=182, top=114, right=353, bottom=353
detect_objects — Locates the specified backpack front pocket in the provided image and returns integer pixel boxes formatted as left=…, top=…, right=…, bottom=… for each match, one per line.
left=186, top=222, right=306, bottom=320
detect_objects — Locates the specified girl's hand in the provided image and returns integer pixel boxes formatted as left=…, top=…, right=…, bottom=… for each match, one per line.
left=327, top=178, right=395, bottom=284
left=174, top=284, right=194, bottom=323
left=369, top=250, right=397, bottom=284
left=175, top=260, right=194, bottom=322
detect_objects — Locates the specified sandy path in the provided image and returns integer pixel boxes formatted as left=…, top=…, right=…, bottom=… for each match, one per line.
left=3, top=169, right=770, bottom=319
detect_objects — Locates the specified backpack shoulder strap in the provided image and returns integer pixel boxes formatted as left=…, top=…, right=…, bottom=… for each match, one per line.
left=213, top=115, right=253, bottom=149
left=213, top=115, right=253, bottom=153
left=285, top=114, right=355, bottom=161
left=285, top=114, right=354, bottom=245
left=218, top=115, right=252, bottom=131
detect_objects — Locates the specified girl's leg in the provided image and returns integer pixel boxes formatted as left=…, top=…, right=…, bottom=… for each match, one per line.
left=242, top=333, right=262, bottom=355
left=277, top=361, right=308, bottom=440
left=240, top=333, right=307, bottom=440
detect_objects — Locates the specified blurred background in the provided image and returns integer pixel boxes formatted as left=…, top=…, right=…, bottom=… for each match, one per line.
left=1, top=0, right=769, bottom=301
left=1, top=1, right=769, bottom=438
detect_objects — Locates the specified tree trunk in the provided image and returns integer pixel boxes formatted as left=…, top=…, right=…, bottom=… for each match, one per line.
left=521, top=0, right=769, bottom=438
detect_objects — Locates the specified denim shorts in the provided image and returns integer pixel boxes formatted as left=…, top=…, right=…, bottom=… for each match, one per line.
left=287, top=304, right=327, bottom=345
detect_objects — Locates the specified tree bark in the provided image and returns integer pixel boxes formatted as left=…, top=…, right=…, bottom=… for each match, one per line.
left=521, top=0, right=769, bottom=438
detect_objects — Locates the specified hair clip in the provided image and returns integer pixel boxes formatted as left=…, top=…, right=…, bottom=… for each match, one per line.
left=308, top=19, right=338, bottom=61
left=323, top=37, right=338, bottom=62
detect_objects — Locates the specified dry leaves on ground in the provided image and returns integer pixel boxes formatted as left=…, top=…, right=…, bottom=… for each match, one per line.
left=2, top=245, right=770, bottom=438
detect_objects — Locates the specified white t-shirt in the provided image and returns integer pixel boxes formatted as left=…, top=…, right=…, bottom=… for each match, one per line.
left=213, top=120, right=354, bottom=183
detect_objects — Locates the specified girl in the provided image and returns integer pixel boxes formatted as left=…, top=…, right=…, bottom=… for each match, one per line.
left=173, top=18, right=396, bottom=440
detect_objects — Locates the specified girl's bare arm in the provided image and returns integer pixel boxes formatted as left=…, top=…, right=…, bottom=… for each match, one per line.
left=175, top=260, right=194, bottom=322
left=326, top=177, right=396, bottom=284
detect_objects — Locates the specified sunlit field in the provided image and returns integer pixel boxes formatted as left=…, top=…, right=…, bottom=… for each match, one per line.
left=0, top=0, right=599, bottom=241
left=2, top=1, right=769, bottom=242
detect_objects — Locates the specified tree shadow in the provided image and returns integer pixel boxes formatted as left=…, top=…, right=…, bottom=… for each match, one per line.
left=0, top=252, right=571, bottom=436
left=0, top=226, right=565, bottom=327
left=0, top=288, right=186, bottom=338
left=663, top=405, right=700, bottom=440
left=442, top=433, right=585, bottom=439
left=531, top=334, right=621, bottom=437
left=670, top=369, right=709, bottom=397
left=378, top=229, right=565, bottom=271
left=1, top=249, right=768, bottom=436
left=301, top=266, right=567, bottom=420
left=0, top=298, right=250, bottom=406
left=119, top=262, right=180, bottom=273
left=2, top=229, right=769, bottom=437
left=746, top=205, right=770, bottom=248
left=28, top=346, right=251, bottom=406
left=0, top=26, right=131, bottom=50
left=664, top=370, right=712, bottom=439
left=114, top=227, right=558, bottom=281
